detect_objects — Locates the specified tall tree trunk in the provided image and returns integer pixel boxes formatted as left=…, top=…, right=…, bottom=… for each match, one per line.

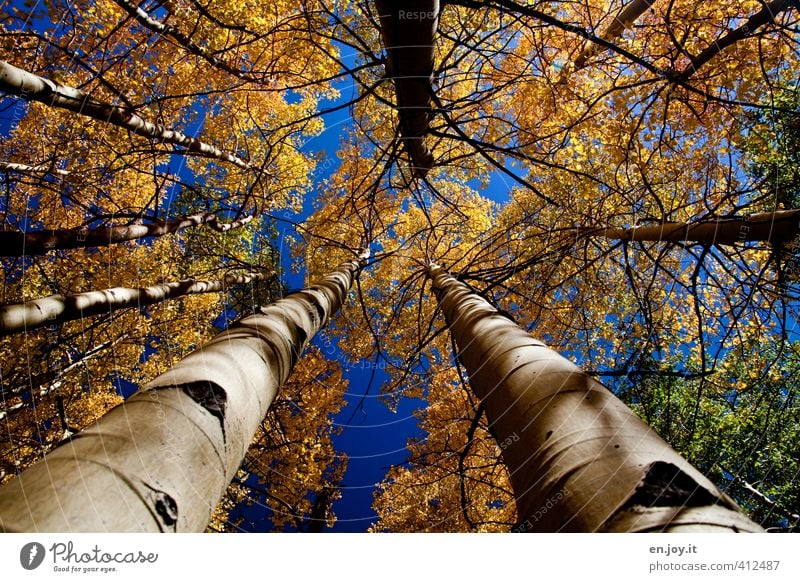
left=0, top=251, right=368, bottom=531
left=574, top=0, right=657, bottom=69
left=375, top=0, right=439, bottom=177
left=0, top=272, right=264, bottom=337
left=583, top=209, right=800, bottom=246
left=428, top=264, right=763, bottom=532
left=0, top=60, right=254, bottom=171
left=0, top=160, right=69, bottom=176
left=0, top=212, right=251, bottom=256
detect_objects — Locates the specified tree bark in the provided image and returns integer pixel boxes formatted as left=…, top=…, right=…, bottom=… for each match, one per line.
left=574, top=0, right=657, bottom=69
left=0, top=212, right=251, bottom=256
left=584, top=209, right=800, bottom=246
left=428, top=264, right=763, bottom=532
left=0, top=272, right=264, bottom=337
left=0, top=251, right=368, bottom=531
left=375, top=0, right=439, bottom=177
left=0, top=59, right=254, bottom=171
left=0, top=160, right=69, bottom=176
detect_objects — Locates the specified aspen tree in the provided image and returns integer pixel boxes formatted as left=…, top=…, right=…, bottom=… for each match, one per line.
left=0, top=213, right=252, bottom=256
left=0, top=251, right=368, bottom=531
left=428, top=264, right=763, bottom=532
left=0, top=272, right=265, bottom=336
left=0, top=60, right=254, bottom=171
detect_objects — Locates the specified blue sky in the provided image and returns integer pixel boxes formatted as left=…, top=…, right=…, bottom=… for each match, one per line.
left=266, top=38, right=523, bottom=529
left=269, top=54, right=429, bottom=531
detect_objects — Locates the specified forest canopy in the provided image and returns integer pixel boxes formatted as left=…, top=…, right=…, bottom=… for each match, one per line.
left=0, top=0, right=798, bottom=532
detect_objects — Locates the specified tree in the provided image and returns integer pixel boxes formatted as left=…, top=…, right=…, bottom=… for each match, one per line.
left=0, top=212, right=252, bottom=256
left=425, top=263, right=761, bottom=531
left=0, top=59, right=256, bottom=171
left=0, top=161, right=69, bottom=176
left=0, top=0, right=356, bottom=531
left=578, top=210, right=800, bottom=246
left=0, top=271, right=266, bottom=336
left=0, top=251, right=367, bottom=531
left=375, top=0, right=439, bottom=175
left=2, top=0, right=799, bottom=532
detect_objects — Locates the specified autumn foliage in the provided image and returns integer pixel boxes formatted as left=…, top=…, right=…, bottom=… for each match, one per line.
left=1, top=0, right=799, bottom=531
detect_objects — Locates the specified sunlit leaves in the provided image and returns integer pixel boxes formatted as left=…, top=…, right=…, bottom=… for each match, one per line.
left=2, top=0, right=799, bottom=531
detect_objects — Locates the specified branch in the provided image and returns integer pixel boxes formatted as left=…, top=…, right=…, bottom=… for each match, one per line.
left=680, top=0, right=798, bottom=78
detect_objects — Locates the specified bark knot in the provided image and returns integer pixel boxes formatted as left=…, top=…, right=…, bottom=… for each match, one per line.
left=181, top=381, right=227, bottom=436
left=622, top=461, right=720, bottom=509
left=153, top=491, right=178, bottom=528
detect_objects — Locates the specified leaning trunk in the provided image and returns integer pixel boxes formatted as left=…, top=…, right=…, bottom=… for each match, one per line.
left=0, top=272, right=264, bottom=337
left=0, top=251, right=367, bottom=531
left=0, top=160, right=69, bottom=176
left=428, top=264, right=762, bottom=532
left=0, top=213, right=251, bottom=256
left=586, top=209, right=800, bottom=246
left=0, top=60, right=253, bottom=171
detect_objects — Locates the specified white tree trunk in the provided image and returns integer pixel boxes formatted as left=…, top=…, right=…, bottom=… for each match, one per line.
left=0, top=213, right=252, bottom=256
left=0, top=160, right=69, bottom=176
left=0, top=272, right=264, bottom=337
left=587, top=209, right=800, bottom=246
left=0, top=251, right=368, bottom=531
left=574, top=0, right=656, bottom=69
left=428, top=264, right=762, bottom=532
left=0, top=59, right=254, bottom=171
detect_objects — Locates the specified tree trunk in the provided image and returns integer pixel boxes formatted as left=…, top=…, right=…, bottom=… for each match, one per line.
left=0, top=212, right=251, bottom=256
left=375, top=0, right=439, bottom=177
left=0, top=251, right=368, bottom=531
left=0, top=272, right=264, bottom=337
left=428, top=264, right=763, bottom=532
left=584, top=210, right=800, bottom=246
left=0, top=59, right=253, bottom=171
left=0, top=160, right=69, bottom=176
left=574, top=0, right=656, bottom=69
